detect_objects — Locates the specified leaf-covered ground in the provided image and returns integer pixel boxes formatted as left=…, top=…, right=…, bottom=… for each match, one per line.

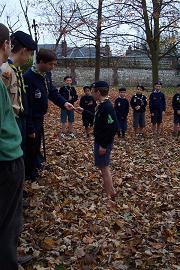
left=21, top=89, right=180, bottom=270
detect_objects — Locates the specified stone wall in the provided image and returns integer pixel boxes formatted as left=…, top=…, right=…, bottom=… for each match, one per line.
left=53, top=66, right=180, bottom=87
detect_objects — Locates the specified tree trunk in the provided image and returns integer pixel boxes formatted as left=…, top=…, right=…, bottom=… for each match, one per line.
left=95, top=0, right=103, bottom=81
left=151, top=53, right=159, bottom=86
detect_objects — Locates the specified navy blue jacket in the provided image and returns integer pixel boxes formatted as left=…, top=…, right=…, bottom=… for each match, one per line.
left=94, top=99, right=118, bottom=148
left=130, top=93, right=147, bottom=112
left=114, top=97, right=129, bottom=120
left=149, top=91, right=166, bottom=113
left=23, top=68, right=66, bottom=134
left=172, top=93, right=180, bottom=113
left=59, top=85, right=78, bottom=105
left=80, top=95, right=97, bottom=118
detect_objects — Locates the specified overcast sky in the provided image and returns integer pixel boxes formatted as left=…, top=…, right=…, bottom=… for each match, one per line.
left=0, top=0, right=51, bottom=44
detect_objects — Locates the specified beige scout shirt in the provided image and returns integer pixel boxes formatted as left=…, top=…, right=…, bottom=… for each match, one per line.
left=1, top=62, right=20, bottom=117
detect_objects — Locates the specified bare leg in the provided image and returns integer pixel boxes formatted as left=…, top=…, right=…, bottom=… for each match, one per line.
left=61, top=123, right=66, bottom=133
left=134, top=128, right=138, bottom=136
left=85, top=127, right=90, bottom=137
left=173, top=123, right=178, bottom=134
left=100, top=166, right=116, bottom=197
left=157, top=123, right=162, bottom=135
left=68, top=122, right=74, bottom=133
left=152, top=124, right=157, bottom=135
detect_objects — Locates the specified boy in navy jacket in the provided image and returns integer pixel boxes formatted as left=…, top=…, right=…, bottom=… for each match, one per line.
left=149, top=81, right=166, bottom=136
left=77, top=81, right=118, bottom=198
left=114, top=87, right=129, bottom=138
left=24, top=49, right=73, bottom=180
left=130, top=84, right=147, bottom=136
left=80, top=85, right=96, bottom=137
left=172, top=84, right=180, bottom=136
left=59, top=75, right=78, bottom=139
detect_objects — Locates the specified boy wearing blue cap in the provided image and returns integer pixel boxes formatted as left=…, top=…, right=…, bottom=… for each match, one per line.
left=92, top=81, right=118, bottom=197
left=114, top=87, right=129, bottom=138
left=80, top=85, right=97, bottom=137
left=149, top=81, right=166, bottom=136
left=172, top=84, right=180, bottom=136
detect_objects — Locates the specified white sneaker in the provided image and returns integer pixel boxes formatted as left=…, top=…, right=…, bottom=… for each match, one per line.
left=69, top=132, right=76, bottom=139
left=60, top=133, right=66, bottom=139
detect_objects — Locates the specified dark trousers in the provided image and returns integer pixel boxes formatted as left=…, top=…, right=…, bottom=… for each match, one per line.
left=25, top=117, right=44, bottom=180
left=0, top=157, right=24, bottom=270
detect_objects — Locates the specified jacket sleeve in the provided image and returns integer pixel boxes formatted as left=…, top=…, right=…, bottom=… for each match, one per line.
left=149, top=93, right=154, bottom=113
left=141, top=96, right=147, bottom=111
left=130, top=96, right=135, bottom=110
left=23, top=76, right=35, bottom=135
left=71, top=87, right=78, bottom=103
left=80, top=97, right=84, bottom=108
left=48, top=85, right=67, bottom=109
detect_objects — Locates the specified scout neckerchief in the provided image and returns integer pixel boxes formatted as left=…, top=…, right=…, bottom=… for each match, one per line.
left=64, top=85, right=72, bottom=101
left=8, top=59, right=26, bottom=112
left=134, top=93, right=145, bottom=106
left=31, top=65, right=49, bottom=94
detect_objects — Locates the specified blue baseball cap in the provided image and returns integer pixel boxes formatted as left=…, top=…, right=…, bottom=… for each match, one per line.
left=91, top=81, right=109, bottom=89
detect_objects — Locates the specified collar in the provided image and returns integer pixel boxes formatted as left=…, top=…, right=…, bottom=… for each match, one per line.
left=31, top=65, right=46, bottom=77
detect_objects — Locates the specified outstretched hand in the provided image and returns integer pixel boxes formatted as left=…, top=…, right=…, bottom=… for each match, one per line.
left=64, top=102, right=74, bottom=111
left=74, top=107, right=84, bottom=114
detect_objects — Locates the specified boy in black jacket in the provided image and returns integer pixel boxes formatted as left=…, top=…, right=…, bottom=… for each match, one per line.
left=172, top=84, right=180, bottom=136
left=149, top=81, right=166, bottom=136
left=130, top=84, right=147, bottom=136
left=80, top=85, right=96, bottom=137
left=77, top=81, right=118, bottom=197
left=59, top=76, right=78, bottom=139
left=114, top=87, right=129, bottom=138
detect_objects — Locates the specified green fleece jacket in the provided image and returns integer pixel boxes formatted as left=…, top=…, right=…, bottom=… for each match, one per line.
left=0, top=78, right=22, bottom=160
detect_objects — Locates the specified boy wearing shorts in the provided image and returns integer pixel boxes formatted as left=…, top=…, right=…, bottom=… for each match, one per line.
left=149, top=81, right=166, bottom=136
left=80, top=85, right=96, bottom=137
left=59, top=75, right=78, bottom=138
left=91, top=81, right=118, bottom=198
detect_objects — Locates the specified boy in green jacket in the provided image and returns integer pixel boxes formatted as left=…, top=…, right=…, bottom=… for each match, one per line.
left=0, top=23, right=24, bottom=270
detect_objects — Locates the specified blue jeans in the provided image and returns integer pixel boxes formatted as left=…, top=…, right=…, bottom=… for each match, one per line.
left=61, top=109, right=74, bottom=123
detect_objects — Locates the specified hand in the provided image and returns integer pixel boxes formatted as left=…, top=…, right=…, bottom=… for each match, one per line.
left=99, top=146, right=106, bottom=156
left=64, top=102, right=74, bottom=111
left=75, top=107, right=84, bottom=114
left=177, top=110, right=180, bottom=115
left=2, top=71, right=11, bottom=80
left=162, top=111, right=165, bottom=116
left=135, top=106, right=140, bottom=110
left=151, top=113, right=154, bottom=116
left=28, top=133, right=36, bottom=138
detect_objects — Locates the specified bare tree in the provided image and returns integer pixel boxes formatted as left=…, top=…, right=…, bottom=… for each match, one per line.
left=0, top=4, right=6, bottom=17
left=114, top=0, right=180, bottom=85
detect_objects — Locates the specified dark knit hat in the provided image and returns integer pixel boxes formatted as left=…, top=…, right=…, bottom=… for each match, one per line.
left=11, top=31, right=37, bottom=50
